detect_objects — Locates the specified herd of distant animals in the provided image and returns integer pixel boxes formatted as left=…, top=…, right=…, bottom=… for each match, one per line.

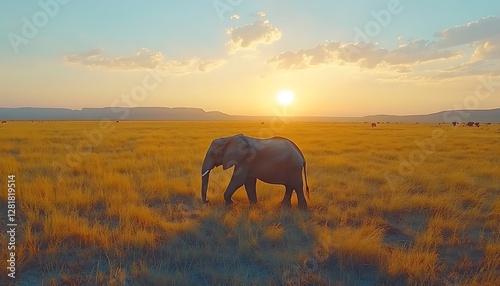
left=0, top=120, right=496, bottom=131
left=0, top=120, right=496, bottom=124
left=370, top=121, right=493, bottom=128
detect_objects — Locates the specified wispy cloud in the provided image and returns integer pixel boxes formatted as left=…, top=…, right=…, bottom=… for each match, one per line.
left=64, top=48, right=225, bottom=74
left=434, top=16, right=500, bottom=48
left=385, top=40, right=459, bottom=65
left=425, top=60, right=500, bottom=80
left=197, top=59, right=226, bottom=72
left=267, top=16, right=500, bottom=80
left=472, top=37, right=500, bottom=61
left=267, top=40, right=458, bottom=71
left=430, top=16, right=500, bottom=79
left=227, top=19, right=282, bottom=53
left=64, top=48, right=163, bottom=70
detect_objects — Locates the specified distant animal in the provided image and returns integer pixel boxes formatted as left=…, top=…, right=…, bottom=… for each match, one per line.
left=474, top=122, right=480, bottom=127
left=466, top=122, right=474, bottom=127
left=1, top=121, right=6, bottom=123
left=260, top=122, right=264, bottom=125
left=371, top=123, right=377, bottom=128
left=116, top=120, right=119, bottom=123
left=452, top=122, right=458, bottom=126
left=201, top=134, right=309, bottom=209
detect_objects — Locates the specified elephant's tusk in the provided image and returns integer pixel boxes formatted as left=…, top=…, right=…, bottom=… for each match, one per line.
left=201, top=170, right=210, bottom=177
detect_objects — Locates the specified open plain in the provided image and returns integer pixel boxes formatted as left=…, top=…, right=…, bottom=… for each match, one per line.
left=0, top=121, right=499, bottom=285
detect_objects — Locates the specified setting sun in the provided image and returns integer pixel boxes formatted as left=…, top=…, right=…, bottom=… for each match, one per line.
left=276, top=90, right=294, bottom=106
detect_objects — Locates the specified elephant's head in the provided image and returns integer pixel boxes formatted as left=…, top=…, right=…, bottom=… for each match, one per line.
left=201, top=134, right=251, bottom=203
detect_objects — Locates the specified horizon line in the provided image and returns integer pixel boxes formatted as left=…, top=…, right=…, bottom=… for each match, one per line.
left=1, top=106, right=500, bottom=118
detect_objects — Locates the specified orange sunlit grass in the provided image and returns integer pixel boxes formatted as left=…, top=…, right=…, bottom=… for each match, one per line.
left=0, top=121, right=499, bottom=284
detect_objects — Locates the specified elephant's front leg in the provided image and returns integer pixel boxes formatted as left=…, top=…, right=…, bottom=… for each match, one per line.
left=224, top=167, right=247, bottom=205
left=244, top=177, right=257, bottom=204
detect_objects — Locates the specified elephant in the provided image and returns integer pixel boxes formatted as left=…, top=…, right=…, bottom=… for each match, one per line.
left=200, top=134, right=309, bottom=209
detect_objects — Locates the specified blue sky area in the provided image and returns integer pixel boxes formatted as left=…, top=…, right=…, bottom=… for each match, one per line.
left=1, top=0, right=500, bottom=116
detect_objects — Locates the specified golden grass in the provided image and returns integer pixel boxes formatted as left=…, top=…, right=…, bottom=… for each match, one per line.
left=387, top=247, right=439, bottom=283
left=0, top=121, right=499, bottom=285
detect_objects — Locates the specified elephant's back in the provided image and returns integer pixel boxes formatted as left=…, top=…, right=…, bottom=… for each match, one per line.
left=261, top=137, right=305, bottom=165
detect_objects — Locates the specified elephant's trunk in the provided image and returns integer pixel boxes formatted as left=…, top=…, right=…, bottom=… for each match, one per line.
left=201, top=155, right=214, bottom=203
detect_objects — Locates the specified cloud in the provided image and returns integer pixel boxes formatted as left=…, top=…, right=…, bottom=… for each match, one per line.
left=422, top=58, right=500, bottom=80
left=267, top=17, right=500, bottom=80
left=267, top=41, right=340, bottom=69
left=197, top=59, right=226, bottom=72
left=434, top=16, right=500, bottom=48
left=472, top=37, right=500, bottom=61
left=267, top=40, right=458, bottom=71
left=386, top=40, right=459, bottom=65
left=64, top=48, right=225, bottom=74
left=227, top=19, right=282, bottom=52
left=266, top=50, right=308, bottom=69
left=64, top=48, right=164, bottom=69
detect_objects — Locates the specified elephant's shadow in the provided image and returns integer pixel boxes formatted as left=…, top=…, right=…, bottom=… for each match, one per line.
left=144, top=199, right=402, bottom=285
left=160, top=205, right=316, bottom=284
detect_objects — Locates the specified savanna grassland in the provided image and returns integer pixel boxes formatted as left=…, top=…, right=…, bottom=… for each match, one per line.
left=0, top=120, right=499, bottom=285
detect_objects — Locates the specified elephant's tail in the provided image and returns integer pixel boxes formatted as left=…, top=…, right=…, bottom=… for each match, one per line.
left=303, top=162, right=310, bottom=200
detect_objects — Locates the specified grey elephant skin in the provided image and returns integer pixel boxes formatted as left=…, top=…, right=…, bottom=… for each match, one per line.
left=201, top=134, right=309, bottom=209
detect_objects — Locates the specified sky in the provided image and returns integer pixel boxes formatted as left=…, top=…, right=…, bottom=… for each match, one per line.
left=1, top=0, right=500, bottom=117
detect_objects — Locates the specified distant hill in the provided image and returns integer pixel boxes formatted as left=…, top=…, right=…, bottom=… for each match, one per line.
left=0, top=107, right=230, bottom=121
left=359, top=108, right=500, bottom=123
left=236, top=108, right=500, bottom=123
left=1, top=107, right=499, bottom=122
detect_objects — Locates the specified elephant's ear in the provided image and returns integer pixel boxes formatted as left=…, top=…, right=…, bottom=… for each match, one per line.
left=222, top=136, right=249, bottom=170
left=210, top=137, right=229, bottom=158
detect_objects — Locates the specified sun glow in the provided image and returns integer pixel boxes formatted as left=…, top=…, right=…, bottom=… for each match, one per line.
left=276, top=90, right=294, bottom=106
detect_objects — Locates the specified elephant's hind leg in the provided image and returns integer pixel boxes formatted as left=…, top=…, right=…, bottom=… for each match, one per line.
left=293, top=180, right=307, bottom=210
left=244, top=177, right=257, bottom=204
left=296, top=189, right=308, bottom=210
left=280, top=185, right=293, bottom=207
